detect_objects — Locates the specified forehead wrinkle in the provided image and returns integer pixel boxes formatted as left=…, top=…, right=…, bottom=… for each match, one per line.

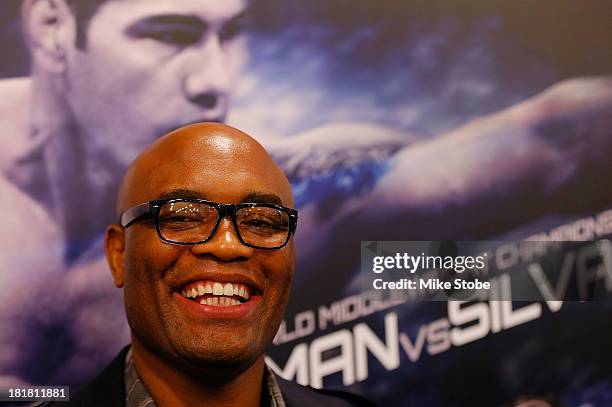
left=153, top=190, right=285, bottom=207
left=146, top=168, right=293, bottom=207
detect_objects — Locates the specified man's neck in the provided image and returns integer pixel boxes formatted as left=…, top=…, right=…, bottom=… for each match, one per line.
left=130, top=339, right=265, bottom=407
left=25, top=73, right=122, bottom=263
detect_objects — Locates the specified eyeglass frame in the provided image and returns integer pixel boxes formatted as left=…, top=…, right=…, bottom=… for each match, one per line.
left=119, top=198, right=299, bottom=250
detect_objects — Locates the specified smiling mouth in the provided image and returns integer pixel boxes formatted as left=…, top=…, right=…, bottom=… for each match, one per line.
left=179, top=280, right=255, bottom=307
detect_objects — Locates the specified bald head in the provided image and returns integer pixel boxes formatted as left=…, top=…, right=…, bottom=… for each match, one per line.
left=117, top=122, right=293, bottom=217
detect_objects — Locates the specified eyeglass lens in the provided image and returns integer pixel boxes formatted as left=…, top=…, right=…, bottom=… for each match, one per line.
left=157, top=201, right=290, bottom=248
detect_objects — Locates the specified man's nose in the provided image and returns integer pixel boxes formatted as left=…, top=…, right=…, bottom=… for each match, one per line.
left=182, top=35, right=232, bottom=110
left=189, top=218, right=253, bottom=261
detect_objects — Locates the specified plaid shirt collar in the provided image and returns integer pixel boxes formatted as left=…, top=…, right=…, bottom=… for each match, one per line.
left=124, top=348, right=286, bottom=407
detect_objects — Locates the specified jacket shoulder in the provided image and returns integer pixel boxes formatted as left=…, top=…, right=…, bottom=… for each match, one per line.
left=37, top=346, right=129, bottom=407
left=274, top=376, right=378, bottom=407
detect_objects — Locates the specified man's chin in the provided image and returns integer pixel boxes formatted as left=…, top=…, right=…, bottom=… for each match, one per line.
left=172, top=335, right=263, bottom=371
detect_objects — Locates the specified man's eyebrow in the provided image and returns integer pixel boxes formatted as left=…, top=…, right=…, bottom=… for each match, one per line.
left=223, top=10, right=251, bottom=28
left=154, top=190, right=284, bottom=205
left=124, top=14, right=206, bottom=36
left=156, top=188, right=203, bottom=201
left=242, top=192, right=284, bottom=206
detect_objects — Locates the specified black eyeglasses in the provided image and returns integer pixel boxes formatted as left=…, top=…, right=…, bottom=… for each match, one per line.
left=119, top=198, right=298, bottom=250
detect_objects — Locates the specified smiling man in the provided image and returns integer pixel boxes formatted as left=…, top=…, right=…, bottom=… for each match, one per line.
left=39, top=122, right=373, bottom=406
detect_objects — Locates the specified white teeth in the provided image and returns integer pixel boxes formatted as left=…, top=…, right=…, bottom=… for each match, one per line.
left=182, top=281, right=254, bottom=301
left=195, top=296, right=241, bottom=306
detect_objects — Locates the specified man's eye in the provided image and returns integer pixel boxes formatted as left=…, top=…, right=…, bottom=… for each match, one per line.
left=159, top=214, right=202, bottom=227
left=219, top=19, right=249, bottom=43
left=142, top=29, right=202, bottom=46
left=242, top=217, right=286, bottom=232
left=246, top=219, right=273, bottom=228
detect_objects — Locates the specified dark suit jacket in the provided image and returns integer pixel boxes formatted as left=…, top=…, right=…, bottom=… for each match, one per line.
left=41, top=347, right=377, bottom=407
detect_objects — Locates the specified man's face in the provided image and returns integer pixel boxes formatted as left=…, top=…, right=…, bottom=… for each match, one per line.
left=119, top=130, right=295, bottom=371
left=63, top=0, right=248, bottom=167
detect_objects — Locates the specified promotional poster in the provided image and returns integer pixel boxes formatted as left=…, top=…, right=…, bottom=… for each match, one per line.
left=1, top=1, right=611, bottom=405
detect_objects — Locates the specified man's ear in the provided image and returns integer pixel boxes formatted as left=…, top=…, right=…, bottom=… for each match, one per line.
left=105, top=224, right=126, bottom=288
left=22, top=0, right=75, bottom=73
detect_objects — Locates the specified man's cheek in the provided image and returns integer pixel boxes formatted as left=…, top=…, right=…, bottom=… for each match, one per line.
left=126, top=231, right=179, bottom=271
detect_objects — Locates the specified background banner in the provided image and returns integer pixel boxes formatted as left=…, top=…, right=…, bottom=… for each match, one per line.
left=1, top=1, right=611, bottom=405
